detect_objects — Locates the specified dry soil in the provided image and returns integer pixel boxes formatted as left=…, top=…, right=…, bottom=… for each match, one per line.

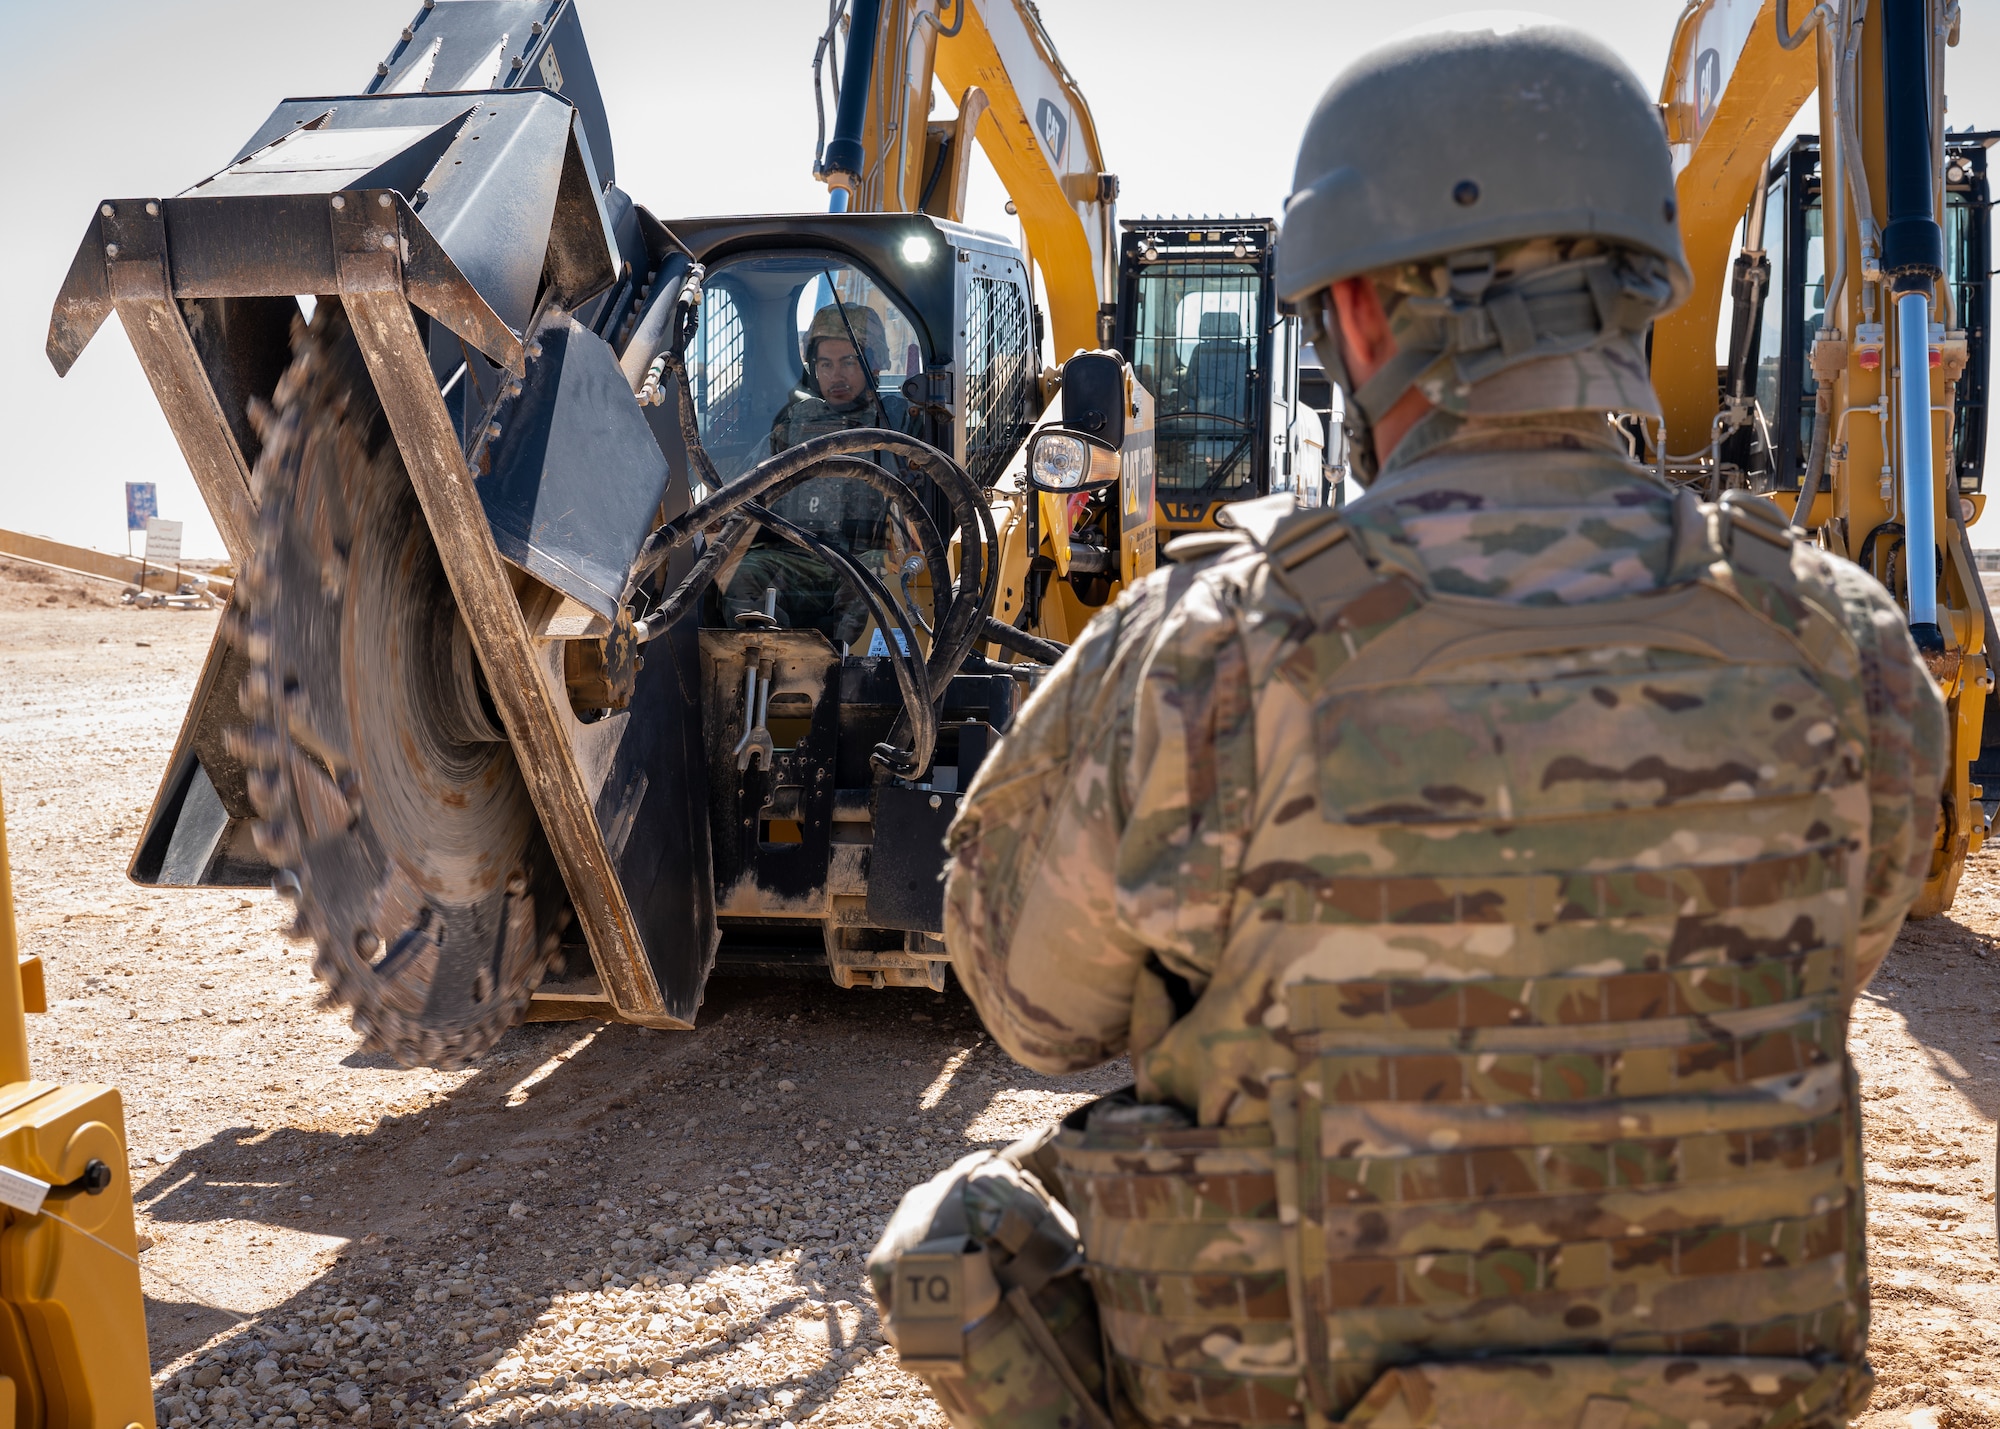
left=0, top=586, right=1995, bottom=1429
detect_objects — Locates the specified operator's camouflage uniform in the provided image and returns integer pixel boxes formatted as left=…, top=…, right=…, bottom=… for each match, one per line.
left=914, top=381, right=1946, bottom=1423
left=721, top=390, right=910, bottom=644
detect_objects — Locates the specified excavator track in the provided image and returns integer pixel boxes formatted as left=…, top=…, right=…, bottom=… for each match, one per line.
left=233, top=301, right=564, bottom=1068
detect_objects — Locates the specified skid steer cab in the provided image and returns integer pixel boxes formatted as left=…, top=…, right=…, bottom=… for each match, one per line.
left=44, top=0, right=1062, bottom=1067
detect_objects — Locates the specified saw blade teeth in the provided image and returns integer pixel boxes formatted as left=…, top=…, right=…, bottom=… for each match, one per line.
left=239, top=668, right=273, bottom=713
left=249, top=815, right=298, bottom=864
left=235, top=727, right=278, bottom=764
left=230, top=295, right=565, bottom=1072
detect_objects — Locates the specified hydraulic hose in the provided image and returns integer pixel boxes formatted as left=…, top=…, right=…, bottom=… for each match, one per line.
left=982, top=618, right=1067, bottom=665
left=633, top=516, right=756, bottom=640
left=624, top=436, right=993, bottom=776
left=741, top=502, right=938, bottom=773
left=621, top=289, right=1003, bottom=776
left=632, top=503, right=938, bottom=772
left=631, top=318, right=995, bottom=658
left=629, top=426, right=998, bottom=699
left=762, top=455, right=955, bottom=641
left=921, top=0, right=966, bottom=39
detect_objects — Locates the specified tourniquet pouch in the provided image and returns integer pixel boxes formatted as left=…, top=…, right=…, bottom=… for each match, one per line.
left=869, top=1145, right=1117, bottom=1429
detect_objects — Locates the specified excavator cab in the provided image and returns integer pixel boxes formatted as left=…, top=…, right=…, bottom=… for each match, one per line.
left=1722, top=132, right=1992, bottom=506
left=1727, top=130, right=2000, bottom=819
left=1113, top=218, right=1323, bottom=545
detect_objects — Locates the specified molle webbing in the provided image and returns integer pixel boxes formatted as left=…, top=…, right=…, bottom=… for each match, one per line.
left=1272, top=842, right=1847, bottom=928
left=1057, top=1090, right=1863, bottom=1422
left=1056, top=494, right=1871, bottom=1425
left=1054, top=1115, right=1302, bottom=1428
left=1296, top=943, right=1839, bottom=1028
left=1307, top=1009, right=1841, bottom=1104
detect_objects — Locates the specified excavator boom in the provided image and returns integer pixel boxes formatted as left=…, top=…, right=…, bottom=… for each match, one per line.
left=815, top=0, right=1118, bottom=358
left=1651, top=0, right=1990, bottom=914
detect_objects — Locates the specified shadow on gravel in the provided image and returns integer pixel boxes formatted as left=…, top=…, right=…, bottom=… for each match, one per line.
left=135, top=972, right=1093, bottom=1427
left=1865, top=914, right=2000, bottom=1125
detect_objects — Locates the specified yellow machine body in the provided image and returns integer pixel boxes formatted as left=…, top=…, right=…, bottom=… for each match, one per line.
left=1651, top=0, right=1987, bottom=914
left=0, top=781, right=154, bottom=1429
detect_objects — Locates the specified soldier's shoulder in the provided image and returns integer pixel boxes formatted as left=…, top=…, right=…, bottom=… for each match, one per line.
left=1153, top=496, right=1335, bottom=582
left=1722, top=499, right=1898, bottom=638
left=1787, top=537, right=1930, bottom=678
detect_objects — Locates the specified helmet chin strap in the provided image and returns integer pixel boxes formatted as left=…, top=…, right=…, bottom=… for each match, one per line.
left=1303, top=248, right=1674, bottom=488
left=1302, top=290, right=1383, bottom=487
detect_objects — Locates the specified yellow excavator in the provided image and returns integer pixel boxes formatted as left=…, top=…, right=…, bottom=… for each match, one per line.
left=814, top=0, right=1326, bottom=639
left=1652, top=0, right=1989, bottom=914
left=807, top=0, right=1155, bottom=645
left=0, top=779, right=153, bottom=1427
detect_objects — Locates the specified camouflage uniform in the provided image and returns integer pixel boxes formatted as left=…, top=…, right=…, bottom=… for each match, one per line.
left=873, top=16, right=1949, bottom=1422
left=925, top=398, right=1945, bottom=1424
left=721, top=387, right=912, bottom=644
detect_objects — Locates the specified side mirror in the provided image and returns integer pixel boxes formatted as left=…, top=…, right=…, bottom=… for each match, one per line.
left=1028, top=350, right=1134, bottom=493
left=1059, top=351, right=1127, bottom=447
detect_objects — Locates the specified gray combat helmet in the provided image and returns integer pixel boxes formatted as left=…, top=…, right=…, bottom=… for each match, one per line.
left=1276, top=17, right=1691, bottom=306
left=1277, top=18, right=1692, bottom=479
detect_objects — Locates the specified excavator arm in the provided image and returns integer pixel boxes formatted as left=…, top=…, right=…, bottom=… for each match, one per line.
left=1650, top=0, right=1987, bottom=914
left=814, top=0, right=1118, bottom=359
left=810, top=0, right=1149, bottom=650
left=1652, top=0, right=1819, bottom=451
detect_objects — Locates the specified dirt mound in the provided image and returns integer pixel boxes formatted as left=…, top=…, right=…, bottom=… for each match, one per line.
left=0, top=554, right=122, bottom=611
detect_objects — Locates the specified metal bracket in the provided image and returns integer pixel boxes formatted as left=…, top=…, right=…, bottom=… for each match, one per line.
left=342, top=288, right=685, bottom=1027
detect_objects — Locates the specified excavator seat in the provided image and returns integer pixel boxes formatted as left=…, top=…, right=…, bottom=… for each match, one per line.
left=1184, top=310, right=1250, bottom=415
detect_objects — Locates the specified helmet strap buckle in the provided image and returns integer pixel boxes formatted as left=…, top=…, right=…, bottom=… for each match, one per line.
left=1445, top=249, right=1497, bottom=301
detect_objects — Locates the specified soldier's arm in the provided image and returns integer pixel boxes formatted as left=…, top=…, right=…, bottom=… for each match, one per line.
left=1817, top=555, right=1949, bottom=984
left=943, top=584, right=1173, bottom=1075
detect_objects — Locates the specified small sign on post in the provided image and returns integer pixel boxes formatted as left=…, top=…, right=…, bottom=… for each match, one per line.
left=125, top=482, right=157, bottom=558
left=143, top=517, right=182, bottom=567
left=142, top=517, right=183, bottom=594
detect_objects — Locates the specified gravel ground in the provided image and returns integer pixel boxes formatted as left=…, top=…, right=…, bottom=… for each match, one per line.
left=0, top=591, right=1996, bottom=1429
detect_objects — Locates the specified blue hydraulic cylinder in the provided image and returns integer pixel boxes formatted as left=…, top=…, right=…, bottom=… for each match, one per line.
left=1896, top=289, right=1943, bottom=650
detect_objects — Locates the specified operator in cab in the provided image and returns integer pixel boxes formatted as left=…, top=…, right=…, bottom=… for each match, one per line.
left=871, top=18, right=1945, bottom=1429
left=722, top=301, right=914, bottom=645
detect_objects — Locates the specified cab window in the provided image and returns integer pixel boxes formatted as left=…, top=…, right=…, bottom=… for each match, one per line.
left=686, top=253, right=926, bottom=486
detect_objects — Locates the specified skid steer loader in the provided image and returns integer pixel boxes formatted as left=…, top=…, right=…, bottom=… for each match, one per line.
left=47, top=0, right=1154, bottom=1066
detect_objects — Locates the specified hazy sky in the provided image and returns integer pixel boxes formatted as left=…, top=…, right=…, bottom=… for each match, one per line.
left=5, top=1, right=1997, bottom=557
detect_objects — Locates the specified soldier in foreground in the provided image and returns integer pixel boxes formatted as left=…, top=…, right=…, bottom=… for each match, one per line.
left=869, top=17, right=1947, bottom=1429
